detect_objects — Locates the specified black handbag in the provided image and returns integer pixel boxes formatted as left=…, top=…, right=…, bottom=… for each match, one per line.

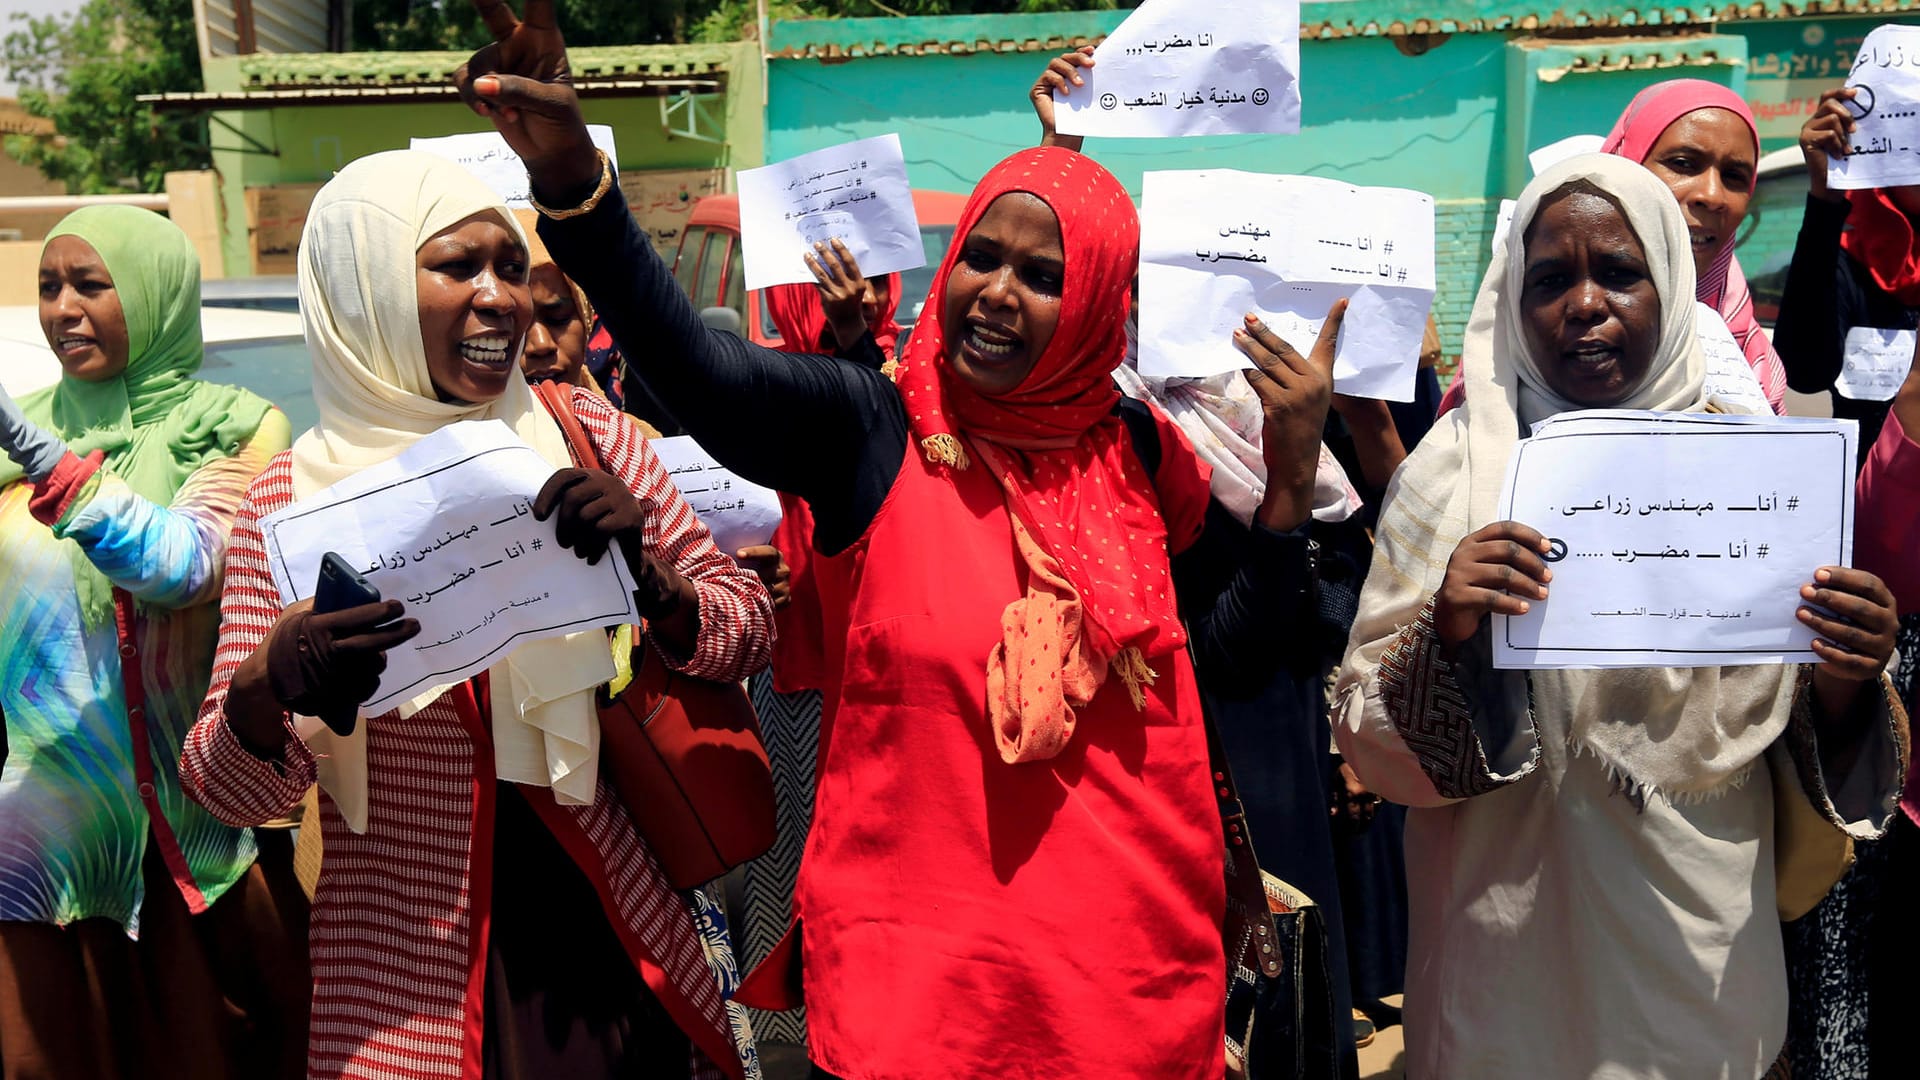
left=1195, top=654, right=1340, bottom=1080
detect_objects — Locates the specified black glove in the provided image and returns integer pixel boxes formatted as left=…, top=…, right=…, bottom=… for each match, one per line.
left=266, top=599, right=419, bottom=735
left=534, top=468, right=692, bottom=620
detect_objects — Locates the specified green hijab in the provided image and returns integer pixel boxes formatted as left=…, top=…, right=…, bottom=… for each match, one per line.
left=0, top=206, right=274, bottom=625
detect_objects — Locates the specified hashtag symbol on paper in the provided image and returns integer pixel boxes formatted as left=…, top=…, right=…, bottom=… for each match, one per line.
left=1757, top=544, right=1769, bottom=559
left=1397, top=268, right=1408, bottom=282
left=531, top=538, right=543, bottom=551
left=1786, top=496, right=1799, bottom=511
left=1383, top=240, right=1394, bottom=255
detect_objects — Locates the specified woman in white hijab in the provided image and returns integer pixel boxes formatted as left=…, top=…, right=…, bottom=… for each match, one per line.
left=1333, top=154, right=1906, bottom=1079
left=178, top=151, right=773, bottom=1080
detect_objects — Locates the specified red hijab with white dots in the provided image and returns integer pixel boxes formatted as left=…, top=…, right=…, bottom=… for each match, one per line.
left=894, top=147, right=1207, bottom=764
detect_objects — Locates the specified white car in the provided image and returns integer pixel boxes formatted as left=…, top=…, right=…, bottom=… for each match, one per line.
left=0, top=304, right=316, bottom=432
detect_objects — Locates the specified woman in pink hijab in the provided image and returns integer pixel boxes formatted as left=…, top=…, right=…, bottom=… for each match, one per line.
left=1601, top=78, right=1789, bottom=413
left=1440, top=80, right=1789, bottom=416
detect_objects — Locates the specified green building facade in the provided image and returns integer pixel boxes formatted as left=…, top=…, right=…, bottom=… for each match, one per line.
left=762, top=3, right=1920, bottom=354
left=158, top=41, right=763, bottom=277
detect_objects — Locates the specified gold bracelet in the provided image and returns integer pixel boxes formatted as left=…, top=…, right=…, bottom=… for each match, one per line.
left=529, top=148, right=613, bottom=221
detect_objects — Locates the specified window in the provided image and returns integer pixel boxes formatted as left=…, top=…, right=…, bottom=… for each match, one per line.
left=672, top=226, right=708, bottom=299
left=693, top=230, right=731, bottom=311
left=724, top=242, right=747, bottom=322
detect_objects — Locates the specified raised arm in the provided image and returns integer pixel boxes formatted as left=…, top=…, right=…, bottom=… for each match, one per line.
left=5, top=399, right=291, bottom=609
left=454, top=0, right=905, bottom=549
left=1774, top=88, right=1861, bottom=395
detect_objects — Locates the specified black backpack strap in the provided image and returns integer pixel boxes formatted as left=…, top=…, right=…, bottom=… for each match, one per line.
left=1113, top=395, right=1163, bottom=478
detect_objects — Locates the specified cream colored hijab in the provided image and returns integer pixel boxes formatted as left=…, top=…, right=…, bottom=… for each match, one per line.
left=291, top=150, right=611, bottom=831
left=1337, top=154, right=1795, bottom=803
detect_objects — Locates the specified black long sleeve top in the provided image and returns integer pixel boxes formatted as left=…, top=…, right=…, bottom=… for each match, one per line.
left=1771, top=194, right=1919, bottom=461
left=539, top=183, right=1326, bottom=677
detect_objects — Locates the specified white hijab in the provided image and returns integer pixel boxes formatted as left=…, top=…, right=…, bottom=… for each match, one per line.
left=1115, top=316, right=1363, bottom=527
left=290, top=150, right=610, bottom=831
left=1337, top=154, right=1793, bottom=803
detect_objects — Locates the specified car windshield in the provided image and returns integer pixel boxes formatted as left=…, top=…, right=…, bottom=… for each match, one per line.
left=758, top=224, right=957, bottom=341
left=199, top=335, right=319, bottom=434
left=895, top=226, right=956, bottom=327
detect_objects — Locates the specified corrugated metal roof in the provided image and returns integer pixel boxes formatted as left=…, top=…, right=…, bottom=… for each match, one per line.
left=766, top=1, right=1920, bottom=55
left=227, top=43, right=735, bottom=90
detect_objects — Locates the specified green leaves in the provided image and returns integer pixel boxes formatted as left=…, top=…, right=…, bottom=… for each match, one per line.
left=2, top=0, right=208, bottom=194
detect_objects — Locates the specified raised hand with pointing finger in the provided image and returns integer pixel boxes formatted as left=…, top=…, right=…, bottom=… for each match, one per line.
left=1234, top=299, right=1345, bottom=531
left=455, top=0, right=600, bottom=203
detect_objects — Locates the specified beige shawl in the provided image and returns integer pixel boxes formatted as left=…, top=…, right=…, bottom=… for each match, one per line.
left=289, top=151, right=611, bottom=831
left=1337, top=154, right=1796, bottom=803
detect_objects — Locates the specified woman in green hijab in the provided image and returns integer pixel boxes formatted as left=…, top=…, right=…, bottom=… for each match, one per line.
left=0, top=206, right=308, bottom=1079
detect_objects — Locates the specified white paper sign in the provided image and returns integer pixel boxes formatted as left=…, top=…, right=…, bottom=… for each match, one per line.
left=1138, top=170, right=1435, bottom=402
left=1696, top=304, right=1773, bottom=415
left=647, top=436, right=783, bottom=555
left=1827, top=25, right=1920, bottom=190
left=734, top=134, right=924, bottom=292
left=1837, top=325, right=1917, bottom=401
left=1054, top=0, right=1301, bottom=139
left=1492, top=410, right=1857, bottom=670
left=259, top=421, right=640, bottom=715
left=411, top=126, right=620, bottom=210
left=1528, top=134, right=1605, bottom=177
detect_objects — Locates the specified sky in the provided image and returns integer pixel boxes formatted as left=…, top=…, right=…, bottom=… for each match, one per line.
left=2, top=0, right=89, bottom=96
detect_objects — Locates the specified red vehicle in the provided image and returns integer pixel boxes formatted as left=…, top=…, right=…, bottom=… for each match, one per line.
left=669, top=189, right=971, bottom=349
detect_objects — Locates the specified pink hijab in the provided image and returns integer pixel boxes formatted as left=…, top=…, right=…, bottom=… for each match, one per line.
left=1602, top=79, right=1788, bottom=414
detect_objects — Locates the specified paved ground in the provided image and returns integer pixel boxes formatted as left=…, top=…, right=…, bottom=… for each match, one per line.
left=755, top=995, right=1411, bottom=1078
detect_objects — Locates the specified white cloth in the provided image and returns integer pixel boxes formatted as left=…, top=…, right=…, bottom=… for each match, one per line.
left=289, top=150, right=609, bottom=831
left=1116, top=318, right=1362, bottom=527
left=1331, top=154, right=1855, bottom=1077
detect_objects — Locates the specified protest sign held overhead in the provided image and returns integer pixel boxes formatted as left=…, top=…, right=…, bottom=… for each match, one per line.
left=1054, top=0, right=1301, bottom=139
left=1138, top=169, right=1435, bottom=402
left=411, top=126, right=620, bottom=209
left=735, top=133, right=925, bottom=292
left=1827, top=24, right=1920, bottom=190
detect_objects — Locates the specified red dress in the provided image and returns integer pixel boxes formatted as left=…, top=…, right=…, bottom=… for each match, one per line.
left=765, top=410, right=1226, bottom=1079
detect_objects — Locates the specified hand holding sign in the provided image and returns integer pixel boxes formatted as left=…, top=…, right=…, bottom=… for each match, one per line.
left=735, top=134, right=926, bottom=292
left=1138, top=170, right=1436, bottom=402
left=1055, top=0, right=1302, bottom=139
left=1825, top=24, right=1920, bottom=191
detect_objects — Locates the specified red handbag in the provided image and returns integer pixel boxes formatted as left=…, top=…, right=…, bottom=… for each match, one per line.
left=531, top=381, right=778, bottom=888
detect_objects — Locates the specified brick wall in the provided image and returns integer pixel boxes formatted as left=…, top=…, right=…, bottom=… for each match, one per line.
left=1433, top=196, right=1502, bottom=376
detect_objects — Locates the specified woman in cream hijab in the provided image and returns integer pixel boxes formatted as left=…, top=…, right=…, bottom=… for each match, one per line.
left=179, top=150, right=773, bottom=1080
left=1333, top=154, right=1905, bottom=1079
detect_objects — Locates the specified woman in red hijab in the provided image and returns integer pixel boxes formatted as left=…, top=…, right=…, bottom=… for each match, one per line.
left=1773, top=84, right=1920, bottom=466
left=1601, top=79, right=1789, bottom=414
left=454, top=5, right=1352, bottom=1073
left=766, top=242, right=903, bottom=376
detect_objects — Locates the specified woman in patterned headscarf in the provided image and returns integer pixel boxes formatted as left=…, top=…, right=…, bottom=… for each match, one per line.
left=0, top=206, right=306, bottom=1078
left=1334, top=153, right=1904, bottom=1079
left=455, top=5, right=1357, bottom=1070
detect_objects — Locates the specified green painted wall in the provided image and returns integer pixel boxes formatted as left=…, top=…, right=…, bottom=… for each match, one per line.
left=765, top=7, right=1917, bottom=354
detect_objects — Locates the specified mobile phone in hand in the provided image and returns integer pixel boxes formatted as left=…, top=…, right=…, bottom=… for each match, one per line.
left=312, top=552, right=383, bottom=736
left=315, top=551, right=381, bottom=615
